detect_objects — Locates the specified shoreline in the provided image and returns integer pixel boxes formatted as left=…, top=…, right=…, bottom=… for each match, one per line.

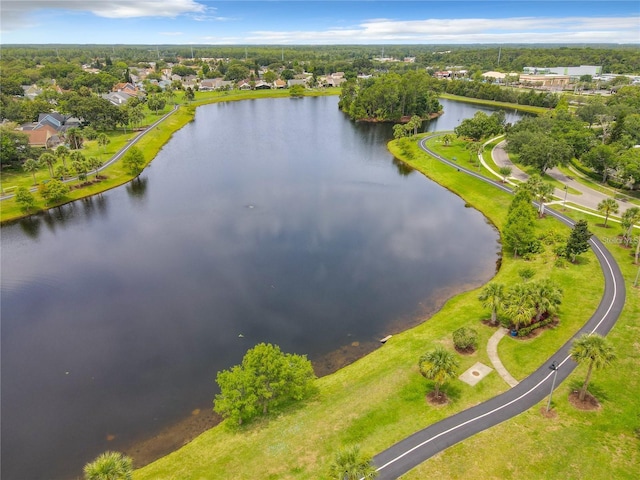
left=122, top=278, right=495, bottom=472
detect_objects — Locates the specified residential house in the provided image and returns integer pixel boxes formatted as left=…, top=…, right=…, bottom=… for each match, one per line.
left=23, top=124, right=61, bottom=149
left=102, top=91, right=133, bottom=106
left=21, top=84, right=43, bottom=100
left=237, top=79, right=252, bottom=90
left=254, top=80, right=272, bottom=90
left=112, top=82, right=139, bottom=96
left=274, top=79, right=287, bottom=89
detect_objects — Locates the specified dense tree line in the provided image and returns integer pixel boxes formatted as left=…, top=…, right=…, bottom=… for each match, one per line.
left=339, top=71, right=442, bottom=121
left=444, top=79, right=559, bottom=108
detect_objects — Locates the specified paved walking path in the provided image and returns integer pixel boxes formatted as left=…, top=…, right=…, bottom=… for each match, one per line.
left=486, top=328, right=519, bottom=388
left=491, top=139, right=636, bottom=214
left=370, top=133, right=626, bottom=479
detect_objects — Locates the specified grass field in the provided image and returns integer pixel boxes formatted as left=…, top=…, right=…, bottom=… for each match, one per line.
left=131, top=133, right=637, bottom=480
left=439, top=93, right=551, bottom=115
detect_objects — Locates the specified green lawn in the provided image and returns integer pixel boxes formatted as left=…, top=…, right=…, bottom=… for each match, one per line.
left=439, top=93, right=551, bottom=115
left=133, top=134, right=627, bottom=480
left=403, top=208, right=640, bottom=480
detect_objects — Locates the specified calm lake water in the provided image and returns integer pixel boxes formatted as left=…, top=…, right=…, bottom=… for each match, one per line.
left=1, top=97, right=523, bottom=479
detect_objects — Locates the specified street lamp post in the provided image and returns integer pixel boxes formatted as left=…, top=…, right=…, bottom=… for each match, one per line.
left=546, top=361, right=559, bottom=412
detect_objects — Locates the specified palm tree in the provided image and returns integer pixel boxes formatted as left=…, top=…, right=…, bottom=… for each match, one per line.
left=597, top=198, right=619, bottom=228
left=620, top=207, right=640, bottom=246
left=442, top=133, right=452, bottom=146
left=478, top=282, right=505, bottom=325
left=38, top=152, right=57, bottom=177
left=503, top=283, right=536, bottom=331
left=535, top=182, right=555, bottom=217
left=97, top=133, right=110, bottom=153
left=55, top=145, right=69, bottom=168
left=88, top=157, right=104, bottom=179
left=23, top=158, right=40, bottom=185
left=329, top=445, right=378, bottom=480
left=83, top=451, right=132, bottom=480
left=530, top=279, right=562, bottom=322
left=570, top=334, right=616, bottom=401
left=498, top=165, right=512, bottom=183
left=418, top=346, right=459, bottom=399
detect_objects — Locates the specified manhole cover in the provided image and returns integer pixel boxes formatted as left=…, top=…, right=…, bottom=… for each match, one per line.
left=472, top=371, right=480, bottom=376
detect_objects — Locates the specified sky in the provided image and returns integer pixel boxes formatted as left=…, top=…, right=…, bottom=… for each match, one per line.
left=1, top=0, right=639, bottom=45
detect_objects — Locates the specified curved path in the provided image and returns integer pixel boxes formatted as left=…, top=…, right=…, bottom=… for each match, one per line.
left=491, top=139, right=636, bottom=215
left=0, top=104, right=179, bottom=201
left=370, top=133, right=626, bottom=479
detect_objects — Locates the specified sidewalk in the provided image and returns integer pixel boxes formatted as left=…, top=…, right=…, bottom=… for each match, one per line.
left=490, top=140, right=636, bottom=215
left=486, top=328, right=519, bottom=388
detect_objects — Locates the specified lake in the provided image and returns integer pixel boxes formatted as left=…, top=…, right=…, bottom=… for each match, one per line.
left=0, top=96, right=524, bottom=479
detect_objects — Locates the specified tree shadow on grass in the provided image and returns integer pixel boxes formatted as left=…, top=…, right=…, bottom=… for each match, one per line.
left=567, top=379, right=609, bottom=403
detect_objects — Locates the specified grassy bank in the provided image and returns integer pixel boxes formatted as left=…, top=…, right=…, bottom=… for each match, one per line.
left=0, top=88, right=340, bottom=224
left=134, top=134, right=614, bottom=479
left=439, top=93, right=550, bottom=115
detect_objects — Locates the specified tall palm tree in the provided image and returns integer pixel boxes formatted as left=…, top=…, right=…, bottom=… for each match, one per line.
left=570, top=334, right=616, bottom=401
left=23, top=158, right=39, bottom=185
left=418, top=347, right=459, bottom=399
left=83, top=451, right=132, bottom=480
left=55, top=145, right=69, bottom=168
left=97, top=133, right=110, bottom=153
left=620, top=206, right=640, bottom=245
left=329, top=445, right=378, bottom=480
left=38, top=152, right=57, bottom=177
left=535, top=182, right=555, bottom=217
left=478, top=282, right=505, bottom=325
left=503, top=283, right=536, bottom=331
left=597, top=198, right=619, bottom=228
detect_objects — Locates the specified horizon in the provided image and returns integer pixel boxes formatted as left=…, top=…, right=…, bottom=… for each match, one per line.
left=1, top=1, right=639, bottom=45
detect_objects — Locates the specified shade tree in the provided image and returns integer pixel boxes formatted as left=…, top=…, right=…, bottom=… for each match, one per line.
left=214, top=343, right=316, bottom=425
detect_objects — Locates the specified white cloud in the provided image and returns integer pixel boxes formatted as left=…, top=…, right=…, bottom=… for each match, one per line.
left=160, top=32, right=184, bottom=36
left=1, top=0, right=207, bottom=31
left=244, top=16, right=640, bottom=44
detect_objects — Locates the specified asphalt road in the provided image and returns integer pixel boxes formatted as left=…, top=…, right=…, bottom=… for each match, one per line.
left=370, top=134, right=626, bottom=479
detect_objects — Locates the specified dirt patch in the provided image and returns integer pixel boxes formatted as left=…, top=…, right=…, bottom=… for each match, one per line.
left=480, top=319, right=500, bottom=328
left=454, top=345, right=477, bottom=355
left=124, top=409, right=222, bottom=469
left=539, top=406, right=558, bottom=418
left=426, top=391, right=449, bottom=406
left=568, top=390, right=601, bottom=411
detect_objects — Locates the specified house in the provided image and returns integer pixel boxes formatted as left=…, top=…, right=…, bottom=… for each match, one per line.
left=274, top=79, right=287, bottom=89
left=112, top=82, right=139, bottom=96
left=199, top=78, right=234, bottom=91
left=254, top=81, right=272, bottom=90
left=102, top=91, right=133, bottom=106
left=237, top=79, right=252, bottom=90
left=21, top=84, right=43, bottom=100
left=22, top=124, right=61, bottom=149
left=325, top=73, right=346, bottom=87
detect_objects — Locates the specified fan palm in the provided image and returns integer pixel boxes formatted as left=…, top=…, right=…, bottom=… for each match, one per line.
left=329, top=445, right=378, bottom=480
left=478, top=282, right=505, bottom=325
left=570, top=334, right=616, bottom=401
left=597, top=198, right=619, bottom=227
left=418, top=347, right=459, bottom=398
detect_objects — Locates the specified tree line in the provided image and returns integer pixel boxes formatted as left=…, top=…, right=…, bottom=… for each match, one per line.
left=339, top=70, right=442, bottom=121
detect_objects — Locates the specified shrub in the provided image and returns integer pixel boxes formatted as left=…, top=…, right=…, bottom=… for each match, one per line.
left=517, top=317, right=554, bottom=337
left=452, top=327, right=478, bottom=351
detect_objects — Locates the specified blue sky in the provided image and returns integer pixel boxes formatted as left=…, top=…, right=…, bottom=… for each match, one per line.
left=1, top=1, right=639, bottom=44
